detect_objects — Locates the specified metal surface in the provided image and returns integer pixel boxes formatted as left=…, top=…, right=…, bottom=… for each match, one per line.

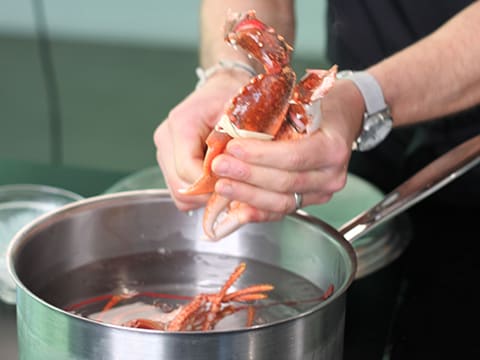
left=0, top=301, right=17, bottom=359
left=0, top=184, right=83, bottom=304
left=340, top=134, right=480, bottom=242
left=8, top=191, right=356, bottom=360
left=105, top=166, right=412, bottom=279
left=6, top=134, right=480, bottom=360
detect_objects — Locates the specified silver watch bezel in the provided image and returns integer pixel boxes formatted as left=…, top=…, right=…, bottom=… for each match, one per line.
left=353, top=108, right=393, bottom=151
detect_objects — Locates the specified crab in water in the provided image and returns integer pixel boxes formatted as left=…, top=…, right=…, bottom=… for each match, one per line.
left=181, top=10, right=338, bottom=241
left=89, top=262, right=274, bottom=331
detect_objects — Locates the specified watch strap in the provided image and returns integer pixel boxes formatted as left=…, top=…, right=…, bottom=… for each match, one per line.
left=337, top=70, right=393, bottom=151
left=345, top=71, right=387, bottom=115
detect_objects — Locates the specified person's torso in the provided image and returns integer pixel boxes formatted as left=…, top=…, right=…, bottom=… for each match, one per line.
left=326, top=0, right=474, bottom=68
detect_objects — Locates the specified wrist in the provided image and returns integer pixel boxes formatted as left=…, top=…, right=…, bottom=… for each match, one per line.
left=195, top=60, right=257, bottom=89
left=321, top=78, right=366, bottom=147
left=337, top=70, right=393, bottom=151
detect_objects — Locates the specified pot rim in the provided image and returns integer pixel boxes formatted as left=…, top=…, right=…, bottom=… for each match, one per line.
left=6, top=189, right=357, bottom=334
left=0, top=183, right=84, bottom=202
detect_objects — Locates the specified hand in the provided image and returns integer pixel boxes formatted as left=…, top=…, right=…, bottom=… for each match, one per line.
left=208, top=79, right=365, bottom=223
left=154, top=72, right=251, bottom=211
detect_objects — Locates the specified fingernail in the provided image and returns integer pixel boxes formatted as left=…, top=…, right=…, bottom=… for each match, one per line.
left=216, top=181, right=233, bottom=196
left=212, top=158, right=229, bottom=175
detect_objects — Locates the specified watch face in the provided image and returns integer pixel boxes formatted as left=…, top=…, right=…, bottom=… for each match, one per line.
left=357, top=113, right=393, bottom=151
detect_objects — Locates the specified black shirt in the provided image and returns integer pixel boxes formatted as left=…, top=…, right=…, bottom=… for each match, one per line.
left=326, top=0, right=480, bottom=204
left=327, top=0, right=473, bottom=68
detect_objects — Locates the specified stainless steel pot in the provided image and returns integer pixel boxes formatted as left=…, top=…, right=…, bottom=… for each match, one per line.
left=7, top=135, right=480, bottom=360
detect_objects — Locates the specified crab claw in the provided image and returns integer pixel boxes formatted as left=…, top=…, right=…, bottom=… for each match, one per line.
left=179, top=130, right=232, bottom=195
left=202, top=193, right=245, bottom=241
left=287, top=65, right=338, bottom=135
left=224, top=10, right=293, bottom=74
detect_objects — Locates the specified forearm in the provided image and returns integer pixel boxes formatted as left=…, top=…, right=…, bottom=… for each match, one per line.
left=369, top=1, right=480, bottom=127
left=199, top=0, right=295, bottom=69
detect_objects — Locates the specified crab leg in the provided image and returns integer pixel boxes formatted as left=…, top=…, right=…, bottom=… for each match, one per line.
left=166, top=294, right=208, bottom=331
left=123, top=318, right=166, bottom=330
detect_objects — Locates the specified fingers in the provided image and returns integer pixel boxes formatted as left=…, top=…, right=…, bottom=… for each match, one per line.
left=163, top=96, right=215, bottom=186
left=215, top=177, right=333, bottom=213
left=153, top=70, right=356, bottom=222
left=212, top=135, right=349, bottom=194
left=153, top=74, right=246, bottom=212
left=224, top=129, right=350, bottom=172
left=154, top=122, right=209, bottom=211
left=212, top=153, right=346, bottom=195
left=208, top=131, right=349, bottom=215
left=229, top=201, right=286, bottom=224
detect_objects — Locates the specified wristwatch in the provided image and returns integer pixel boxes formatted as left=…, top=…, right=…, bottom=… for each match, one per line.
left=337, top=70, right=393, bottom=151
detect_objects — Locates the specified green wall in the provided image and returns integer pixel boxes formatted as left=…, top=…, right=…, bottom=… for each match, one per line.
left=0, top=1, right=328, bottom=172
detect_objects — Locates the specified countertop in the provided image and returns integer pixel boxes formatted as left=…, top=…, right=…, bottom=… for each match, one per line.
left=1, top=159, right=479, bottom=359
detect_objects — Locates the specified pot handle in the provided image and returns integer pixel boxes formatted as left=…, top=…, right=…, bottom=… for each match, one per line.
left=339, top=134, right=480, bottom=243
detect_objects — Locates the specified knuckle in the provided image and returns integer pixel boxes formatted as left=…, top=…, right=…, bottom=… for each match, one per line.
left=245, top=207, right=266, bottom=223
left=330, top=142, right=350, bottom=166
left=166, top=107, right=188, bottom=133
left=276, top=195, right=293, bottom=214
left=176, top=202, right=192, bottom=212
left=167, top=106, right=181, bottom=121
left=318, top=193, right=333, bottom=205
left=333, top=172, right=348, bottom=192
left=176, top=165, right=190, bottom=182
left=276, top=174, right=295, bottom=192
left=325, top=172, right=348, bottom=194
left=285, top=148, right=304, bottom=169
left=310, top=192, right=332, bottom=206
left=292, top=172, right=308, bottom=190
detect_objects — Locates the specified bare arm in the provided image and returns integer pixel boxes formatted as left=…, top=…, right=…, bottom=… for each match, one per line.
left=369, top=1, right=480, bottom=127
